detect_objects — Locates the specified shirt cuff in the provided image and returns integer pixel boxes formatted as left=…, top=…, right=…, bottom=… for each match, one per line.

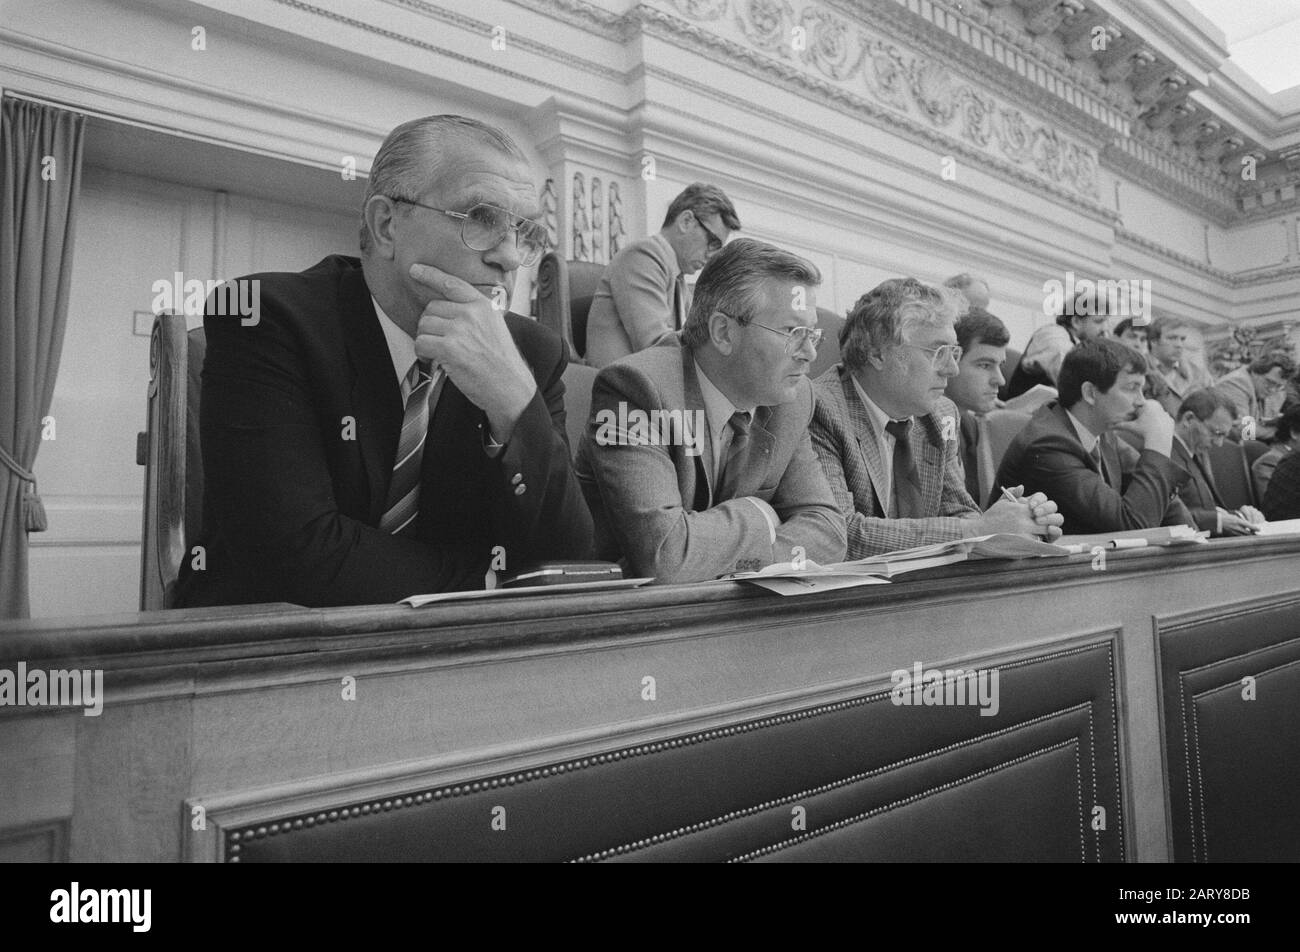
left=743, top=496, right=779, bottom=545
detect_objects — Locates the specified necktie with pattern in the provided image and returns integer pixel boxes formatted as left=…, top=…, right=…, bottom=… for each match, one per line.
left=885, top=419, right=923, bottom=518
left=379, top=359, right=433, bottom=536
left=1091, top=442, right=1112, bottom=487
left=716, top=410, right=752, bottom=502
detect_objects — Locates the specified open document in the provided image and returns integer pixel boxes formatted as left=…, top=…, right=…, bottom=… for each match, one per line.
left=725, top=533, right=1073, bottom=596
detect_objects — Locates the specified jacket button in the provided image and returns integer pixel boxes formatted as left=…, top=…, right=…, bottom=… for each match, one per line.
left=514, top=484, right=526, bottom=495
left=511, top=473, right=523, bottom=485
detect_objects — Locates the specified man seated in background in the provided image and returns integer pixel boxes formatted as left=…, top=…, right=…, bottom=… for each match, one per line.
left=585, top=183, right=740, bottom=368
left=1263, top=449, right=1300, bottom=521
left=944, top=273, right=991, bottom=312
left=176, top=115, right=593, bottom=607
left=945, top=306, right=1011, bottom=501
left=1169, top=389, right=1263, bottom=536
left=995, top=339, right=1191, bottom=534
left=1005, top=288, right=1109, bottom=398
left=810, top=278, right=1060, bottom=560
left=577, top=238, right=846, bottom=582
left=1252, top=403, right=1300, bottom=500
left=1215, top=352, right=1295, bottom=442
left=1147, top=317, right=1213, bottom=418
left=1113, top=318, right=1148, bottom=356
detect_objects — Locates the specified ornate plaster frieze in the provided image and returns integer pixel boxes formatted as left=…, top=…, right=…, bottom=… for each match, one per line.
left=640, top=1, right=1103, bottom=206
left=826, top=0, right=1132, bottom=139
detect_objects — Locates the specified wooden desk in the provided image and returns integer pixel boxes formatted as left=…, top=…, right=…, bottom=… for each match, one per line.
left=2, top=538, right=1298, bottom=862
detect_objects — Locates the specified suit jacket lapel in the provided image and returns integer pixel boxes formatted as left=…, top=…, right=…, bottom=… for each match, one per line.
left=682, top=348, right=713, bottom=508
left=913, top=417, right=943, bottom=513
left=339, top=268, right=403, bottom=523
left=841, top=369, right=888, bottom=517
left=1100, top=433, right=1122, bottom=489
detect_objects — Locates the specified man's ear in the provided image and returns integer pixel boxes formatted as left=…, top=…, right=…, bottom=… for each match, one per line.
left=1080, top=380, right=1097, bottom=406
left=675, top=209, right=696, bottom=235
left=363, top=195, right=399, bottom=260
left=709, top=310, right=735, bottom=355
left=865, top=345, right=888, bottom=371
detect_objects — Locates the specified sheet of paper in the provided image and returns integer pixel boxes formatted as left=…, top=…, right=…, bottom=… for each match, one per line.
left=1255, top=518, right=1300, bottom=536
left=401, top=577, right=654, bottom=607
left=740, top=575, right=890, bottom=596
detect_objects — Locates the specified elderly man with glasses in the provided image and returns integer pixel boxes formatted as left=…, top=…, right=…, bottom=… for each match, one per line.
left=585, top=182, right=740, bottom=368
left=810, top=278, right=1062, bottom=559
left=576, top=238, right=846, bottom=582
left=175, top=115, right=592, bottom=608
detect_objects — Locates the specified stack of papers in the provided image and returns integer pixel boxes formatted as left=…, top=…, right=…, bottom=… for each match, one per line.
left=1254, top=518, right=1300, bottom=537
left=726, top=533, right=1072, bottom=596
left=1056, top=525, right=1206, bottom=550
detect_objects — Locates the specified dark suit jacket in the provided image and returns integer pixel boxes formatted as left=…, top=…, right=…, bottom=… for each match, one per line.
left=993, top=401, right=1191, bottom=534
left=1170, top=438, right=1224, bottom=533
left=810, top=365, right=978, bottom=558
left=575, top=342, right=846, bottom=582
left=175, top=255, right=592, bottom=607
left=1263, top=449, right=1300, bottom=520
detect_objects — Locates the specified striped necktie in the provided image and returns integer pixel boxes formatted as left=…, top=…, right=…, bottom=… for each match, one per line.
left=379, top=359, right=434, bottom=536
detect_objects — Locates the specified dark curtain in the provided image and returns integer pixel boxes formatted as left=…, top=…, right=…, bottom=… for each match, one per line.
left=0, top=98, right=86, bottom=619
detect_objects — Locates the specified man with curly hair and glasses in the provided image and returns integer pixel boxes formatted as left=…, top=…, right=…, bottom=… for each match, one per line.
left=811, top=278, right=1061, bottom=559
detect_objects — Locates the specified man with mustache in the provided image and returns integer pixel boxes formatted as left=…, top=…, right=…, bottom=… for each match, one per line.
left=995, top=338, right=1193, bottom=534
left=176, top=115, right=592, bottom=607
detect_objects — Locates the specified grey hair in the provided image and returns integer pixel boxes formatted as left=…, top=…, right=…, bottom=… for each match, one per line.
left=359, top=115, right=528, bottom=253
left=681, top=238, right=821, bottom=350
left=839, top=278, right=962, bottom=371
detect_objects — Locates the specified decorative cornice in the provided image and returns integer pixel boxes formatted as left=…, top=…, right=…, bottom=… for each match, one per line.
left=1101, top=138, right=1236, bottom=226
left=503, top=0, right=632, bottom=40
left=1115, top=227, right=1300, bottom=288
left=864, top=0, right=1133, bottom=137
left=640, top=1, right=1107, bottom=210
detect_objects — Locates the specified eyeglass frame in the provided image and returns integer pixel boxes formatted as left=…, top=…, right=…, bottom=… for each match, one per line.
left=718, top=311, right=823, bottom=353
left=900, top=342, right=963, bottom=368
left=387, top=197, right=548, bottom=266
left=690, top=211, right=727, bottom=253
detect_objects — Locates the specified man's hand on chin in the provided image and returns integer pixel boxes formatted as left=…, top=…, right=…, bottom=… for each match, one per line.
left=410, top=262, right=537, bottom=444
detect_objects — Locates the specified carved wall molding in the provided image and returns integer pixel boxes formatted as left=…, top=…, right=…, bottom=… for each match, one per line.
left=638, top=3, right=1104, bottom=207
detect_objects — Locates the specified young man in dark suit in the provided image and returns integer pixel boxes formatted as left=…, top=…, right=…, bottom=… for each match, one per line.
left=176, top=115, right=592, bottom=607
left=995, top=339, right=1192, bottom=534
left=1169, top=388, right=1263, bottom=535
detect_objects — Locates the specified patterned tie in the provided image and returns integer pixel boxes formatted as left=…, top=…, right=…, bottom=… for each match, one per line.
left=885, top=419, right=923, bottom=518
left=379, top=359, right=434, bottom=536
left=716, top=410, right=752, bottom=502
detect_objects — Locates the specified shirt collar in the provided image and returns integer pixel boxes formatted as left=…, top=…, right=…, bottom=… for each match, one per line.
left=1065, top=408, right=1099, bottom=453
left=372, top=295, right=418, bottom=387
left=850, top=375, right=904, bottom=437
left=694, top=359, right=752, bottom=440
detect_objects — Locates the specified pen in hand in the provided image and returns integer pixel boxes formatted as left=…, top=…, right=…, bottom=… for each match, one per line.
left=999, top=485, right=1023, bottom=505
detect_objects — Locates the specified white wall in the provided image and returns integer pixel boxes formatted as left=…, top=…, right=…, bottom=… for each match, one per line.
left=28, top=161, right=356, bottom=617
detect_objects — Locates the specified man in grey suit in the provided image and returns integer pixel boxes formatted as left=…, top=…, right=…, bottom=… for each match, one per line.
left=810, top=278, right=1061, bottom=560
left=585, top=183, right=740, bottom=368
left=576, top=238, right=846, bottom=582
